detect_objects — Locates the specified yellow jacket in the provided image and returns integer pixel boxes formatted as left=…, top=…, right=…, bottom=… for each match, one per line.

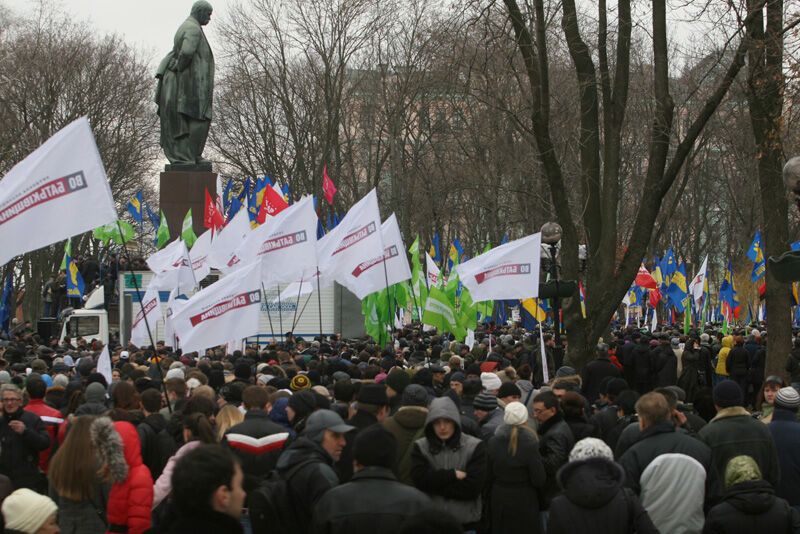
left=715, top=336, right=734, bottom=376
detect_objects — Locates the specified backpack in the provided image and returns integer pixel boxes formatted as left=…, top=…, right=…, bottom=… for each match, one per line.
left=248, top=459, right=316, bottom=534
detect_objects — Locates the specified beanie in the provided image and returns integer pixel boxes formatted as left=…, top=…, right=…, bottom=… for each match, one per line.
left=385, top=369, right=411, bottom=394
left=401, top=384, right=429, bottom=407
left=449, top=371, right=465, bottom=384
left=85, top=382, right=107, bottom=404
left=165, top=368, right=184, bottom=381
left=569, top=437, right=613, bottom=462
left=556, top=366, right=577, bottom=377
left=497, top=382, right=521, bottom=399
left=775, top=387, right=800, bottom=411
left=480, top=372, right=502, bottom=392
left=290, top=374, right=311, bottom=392
left=2, top=488, right=58, bottom=533
left=713, top=380, right=743, bottom=408
left=606, top=378, right=629, bottom=397
left=474, top=393, right=498, bottom=411
left=503, top=401, right=528, bottom=426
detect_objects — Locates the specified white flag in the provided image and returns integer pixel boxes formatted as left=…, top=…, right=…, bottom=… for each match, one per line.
left=209, top=209, right=251, bottom=271
left=338, top=213, right=411, bottom=299
left=465, top=329, right=475, bottom=350
left=147, top=239, right=195, bottom=291
left=688, top=255, right=708, bottom=306
left=455, top=233, right=542, bottom=303
left=317, top=189, right=384, bottom=284
left=539, top=322, right=549, bottom=383
left=426, top=253, right=442, bottom=288
left=0, top=117, right=117, bottom=266
left=172, top=261, right=263, bottom=354
left=97, top=345, right=112, bottom=385
left=130, top=287, right=163, bottom=348
left=189, top=229, right=213, bottom=283
left=228, top=195, right=318, bottom=285
left=164, top=287, right=188, bottom=348
left=273, top=269, right=331, bottom=303
left=651, top=306, right=658, bottom=332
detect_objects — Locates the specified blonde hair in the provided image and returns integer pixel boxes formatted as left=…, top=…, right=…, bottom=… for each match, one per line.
left=216, top=404, right=244, bottom=441
left=508, top=423, right=537, bottom=456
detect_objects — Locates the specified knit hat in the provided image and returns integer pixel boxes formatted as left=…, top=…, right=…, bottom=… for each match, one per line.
left=556, top=366, right=577, bottom=378
left=775, top=387, right=800, bottom=411
left=504, top=401, right=528, bottom=426
left=165, top=368, right=184, bottom=381
left=332, top=371, right=351, bottom=384
left=480, top=372, right=502, bottom=392
left=497, top=382, right=521, bottom=399
left=357, top=384, right=389, bottom=406
left=385, top=369, right=411, bottom=394
left=569, top=437, right=613, bottom=462
left=85, top=382, right=107, bottom=404
left=53, top=374, right=69, bottom=388
left=713, top=380, right=743, bottom=408
left=290, top=373, right=311, bottom=392
left=0, top=371, right=10, bottom=385
left=725, top=455, right=762, bottom=489
left=401, top=384, right=429, bottom=407
left=30, top=359, right=47, bottom=374
left=480, top=361, right=499, bottom=373
left=474, top=393, right=498, bottom=411
left=2, top=488, right=58, bottom=534
left=449, top=371, right=465, bottom=384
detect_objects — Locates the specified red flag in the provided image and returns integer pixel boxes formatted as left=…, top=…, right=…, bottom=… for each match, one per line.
left=322, top=164, right=337, bottom=205
left=649, top=288, right=662, bottom=307
left=204, top=188, right=224, bottom=230
left=635, top=264, right=658, bottom=289
left=257, top=185, right=289, bottom=223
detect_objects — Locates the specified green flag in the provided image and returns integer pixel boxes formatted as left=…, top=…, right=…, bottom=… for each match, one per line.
left=181, top=209, right=197, bottom=248
left=363, top=290, right=390, bottom=346
left=683, top=297, right=691, bottom=335
left=92, top=225, right=111, bottom=245
left=94, top=220, right=134, bottom=245
left=423, top=286, right=465, bottom=340
left=458, top=286, right=478, bottom=332
left=157, top=211, right=170, bottom=249
left=60, top=238, right=71, bottom=270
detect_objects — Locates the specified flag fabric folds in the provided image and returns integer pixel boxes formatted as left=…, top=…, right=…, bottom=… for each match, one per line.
left=426, top=253, right=442, bottom=288
left=130, top=287, right=163, bottom=348
left=667, top=261, right=688, bottom=312
left=181, top=209, right=197, bottom=248
left=147, top=239, right=195, bottom=292
left=157, top=211, right=170, bottom=249
left=322, top=164, right=337, bottom=205
left=635, top=264, right=658, bottom=289
left=688, top=255, right=708, bottom=306
left=188, top=229, right=213, bottom=284
left=0, top=117, right=117, bottom=266
left=422, top=286, right=464, bottom=339
left=204, top=188, right=224, bottom=230
left=65, top=254, right=85, bottom=299
left=209, top=209, right=251, bottom=272
left=257, top=185, right=289, bottom=223
left=127, top=191, right=143, bottom=223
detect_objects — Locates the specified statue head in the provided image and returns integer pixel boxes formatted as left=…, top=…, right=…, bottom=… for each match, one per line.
left=191, top=1, right=213, bottom=25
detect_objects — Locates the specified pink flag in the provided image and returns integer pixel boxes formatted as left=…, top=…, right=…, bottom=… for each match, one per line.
left=322, top=164, right=337, bottom=205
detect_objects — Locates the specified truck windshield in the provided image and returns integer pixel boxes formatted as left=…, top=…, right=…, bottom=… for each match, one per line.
left=67, top=316, right=100, bottom=338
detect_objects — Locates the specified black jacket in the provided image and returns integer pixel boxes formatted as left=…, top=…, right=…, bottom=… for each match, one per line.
left=538, top=413, right=575, bottom=508
left=335, top=410, right=378, bottom=483
left=224, top=410, right=290, bottom=491
left=787, top=348, right=800, bottom=383
left=310, top=466, right=429, bottom=534
left=0, top=409, right=50, bottom=490
left=653, top=344, right=677, bottom=387
left=769, top=408, right=800, bottom=507
left=631, top=343, right=655, bottom=393
left=137, top=413, right=177, bottom=481
left=703, top=480, right=800, bottom=534
left=727, top=346, right=750, bottom=378
left=581, top=357, right=621, bottom=403
left=162, top=509, right=244, bottom=534
left=547, top=458, right=658, bottom=534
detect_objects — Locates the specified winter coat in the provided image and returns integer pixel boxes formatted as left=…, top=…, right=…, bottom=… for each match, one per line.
left=163, top=509, right=244, bottom=534
left=565, top=414, right=597, bottom=442
left=410, top=397, right=487, bottom=529
left=478, top=407, right=504, bottom=441
left=487, top=423, right=546, bottom=534
left=769, top=408, right=800, bottom=507
left=223, top=409, right=290, bottom=490
left=581, top=356, right=621, bottom=403
left=547, top=458, right=658, bottom=534
left=592, top=404, right=620, bottom=445
left=620, top=341, right=638, bottom=387
left=153, top=440, right=203, bottom=509
left=49, top=479, right=111, bottom=534
left=631, top=342, right=656, bottom=393
left=703, top=480, right=800, bottom=534
left=537, top=412, right=575, bottom=508
left=727, top=345, right=751, bottom=380
left=698, top=406, right=780, bottom=504
left=678, top=346, right=704, bottom=403
left=335, top=409, right=379, bottom=483
left=786, top=348, right=800, bottom=384
left=137, top=413, right=176, bottom=481
left=106, top=421, right=154, bottom=534
left=715, top=336, right=733, bottom=376
left=0, top=408, right=50, bottom=490
left=310, top=466, right=430, bottom=534
left=24, top=398, right=64, bottom=473
left=653, top=344, right=678, bottom=387
left=275, top=436, right=340, bottom=534
left=382, top=406, right=428, bottom=485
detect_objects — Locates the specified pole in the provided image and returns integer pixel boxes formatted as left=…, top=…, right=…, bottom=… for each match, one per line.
left=315, top=268, right=324, bottom=340
left=550, top=242, right=563, bottom=370
left=409, top=279, right=421, bottom=324
left=114, top=221, right=171, bottom=413
left=291, top=278, right=304, bottom=332
left=260, top=283, right=275, bottom=342
left=294, top=292, right=314, bottom=331
left=276, top=284, right=284, bottom=342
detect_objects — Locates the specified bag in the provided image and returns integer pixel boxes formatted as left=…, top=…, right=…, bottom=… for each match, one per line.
left=248, top=459, right=315, bottom=534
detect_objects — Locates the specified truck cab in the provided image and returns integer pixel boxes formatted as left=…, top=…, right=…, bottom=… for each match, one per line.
left=59, top=286, right=109, bottom=346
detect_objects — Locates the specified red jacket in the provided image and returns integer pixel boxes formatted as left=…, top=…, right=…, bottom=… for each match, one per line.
left=107, top=421, right=153, bottom=534
left=24, top=398, right=63, bottom=472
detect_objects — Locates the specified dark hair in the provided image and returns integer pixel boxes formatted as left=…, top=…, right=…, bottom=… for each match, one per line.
left=517, top=364, right=532, bottom=381
left=25, top=377, right=47, bottom=399
left=140, top=388, right=162, bottom=413
left=184, top=412, right=217, bottom=444
left=183, top=394, right=216, bottom=418
left=165, top=377, right=187, bottom=398
left=560, top=391, right=586, bottom=419
left=171, top=445, right=238, bottom=516
left=242, top=385, right=269, bottom=410
left=111, top=381, right=140, bottom=411
left=533, top=390, right=559, bottom=411
left=353, top=425, right=396, bottom=468
left=333, top=381, right=355, bottom=403
left=616, top=390, right=640, bottom=415
left=654, top=387, right=678, bottom=410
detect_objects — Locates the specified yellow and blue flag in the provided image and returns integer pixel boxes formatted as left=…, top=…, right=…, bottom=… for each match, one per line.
left=127, top=191, right=143, bottom=224
left=667, top=260, right=688, bottom=312
left=430, top=233, right=441, bottom=264
left=662, top=248, right=677, bottom=277
left=448, top=238, right=464, bottom=270
left=747, top=230, right=764, bottom=262
left=65, top=254, right=85, bottom=299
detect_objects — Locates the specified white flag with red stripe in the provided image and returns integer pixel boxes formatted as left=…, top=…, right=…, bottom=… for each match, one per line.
left=426, top=253, right=442, bottom=288
left=455, top=233, right=542, bottom=302
left=147, top=239, right=195, bottom=291
left=209, top=208, right=251, bottom=272
left=130, top=287, right=163, bottom=348
left=189, top=229, right=213, bottom=284
left=172, top=261, right=262, bottom=354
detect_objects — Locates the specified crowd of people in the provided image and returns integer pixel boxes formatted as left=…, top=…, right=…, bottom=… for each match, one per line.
left=0, top=319, right=799, bottom=533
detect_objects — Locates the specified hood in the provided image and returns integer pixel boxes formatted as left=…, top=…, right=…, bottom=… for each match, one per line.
left=276, top=436, right=331, bottom=472
left=143, top=413, right=168, bottom=433
left=557, top=457, right=624, bottom=509
left=269, top=397, right=291, bottom=427
left=424, top=397, right=463, bottom=451
left=113, top=420, right=145, bottom=470
left=75, top=402, right=109, bottom=417
left=90, top=416, right=128, bottom=483
left=393, top=406, right=428, bottom=430
left=722, top=336, right=734, bottom=349
left=724, top=480, right=776, bottom=514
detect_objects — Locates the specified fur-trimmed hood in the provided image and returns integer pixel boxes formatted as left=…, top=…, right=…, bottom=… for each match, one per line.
left=90, top=416, right=128, bottom=483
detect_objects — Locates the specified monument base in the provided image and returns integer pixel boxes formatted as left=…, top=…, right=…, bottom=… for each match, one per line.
left=164, top=162, right=213, bottom=172
left=159, top=170, right=217, bottom=243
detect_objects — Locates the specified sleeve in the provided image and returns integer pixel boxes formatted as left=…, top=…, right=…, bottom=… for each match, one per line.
left=177, top=25, right=201, bottom=70
left=527, top=443, right=547, bottom=488
left=626, top=489, right=659, bottom=533
left=702, top=508, right=724, bottom=534
left=153, top=444, right=186, bottom=509
left=22, top=414, right=51, bottom=451
left=410, top=441, right=456, bottom=494
left=540, top=432, right=570, bottom=479
left=545, top=498, right=567, bottom=534
left=440, top=441, right=487, bottom=500
left=618, top=449, right=642, bottom=494
left=305, top=464, right=339, bottom=508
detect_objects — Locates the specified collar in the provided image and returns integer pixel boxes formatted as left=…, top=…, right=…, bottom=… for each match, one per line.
left=539, top=412, right=564, bottom=435
left=245, top=409, right=269, bottom=419
left=352, top=466, right=397, bottom=482
left=711, top=406, right=751, bottom=422
left=397, top=406, right=428, bottom=414
left=640, top=420, right=676, bottom=439
left=771, top=407, right=799, bottom=421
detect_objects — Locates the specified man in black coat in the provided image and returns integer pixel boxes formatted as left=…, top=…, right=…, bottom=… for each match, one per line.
left=581, top=344, right=622, bottom=403
left=311, top=425, right=429, bottom=534
left=335, top=383, right=390, bottom=483
left=652, top=336, right=677, bottom=388
left=138, top=388, right=177, bottom=480
left=0, top=384, right=50, bottom=491
left=631, top=335, right=656, bottom=394
left=533, top=390, right=575, bottom=509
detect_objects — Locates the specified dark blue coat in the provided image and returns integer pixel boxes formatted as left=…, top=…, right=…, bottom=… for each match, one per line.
left=769, top=408, right=800, bottom=507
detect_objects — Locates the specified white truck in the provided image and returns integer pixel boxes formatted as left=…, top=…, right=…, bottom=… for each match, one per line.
left=58, top=270, right=364, bottom=348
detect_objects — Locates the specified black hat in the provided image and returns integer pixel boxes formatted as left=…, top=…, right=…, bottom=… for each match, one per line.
left=385, top=369, right=411, bottom=394
left=606, top=378, right=629, bottom=397
left=357, top=384, right=388, bottom=406
left=713, top=381, right=743, bottom=408
left=401, top=384, right=429, bottom=407
left=497, top=382, right=521, bottom=399
left=449, top=372, right=465, bottom=384
left=353, top=425, right=396, bottom=468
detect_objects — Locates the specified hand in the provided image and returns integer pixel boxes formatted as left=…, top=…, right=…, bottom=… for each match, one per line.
left=455, top=470, right=467, bottom=480
left=8, top=420, right=25, bottom=434
left=673, top=409, right=688, bottom=427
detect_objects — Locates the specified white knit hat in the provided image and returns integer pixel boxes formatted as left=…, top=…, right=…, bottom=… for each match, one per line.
left=569, top=437, right=613, bottom=462
left=504, top=401, right=528, bottom=426
left=165, top=367, right=185, bottom=381
left=480, top=372, right=502, bottom=393
left=2, top=488, right=58, bottom=533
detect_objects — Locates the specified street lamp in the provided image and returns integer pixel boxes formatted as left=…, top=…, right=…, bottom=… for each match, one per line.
left=541, top=222, right=564, bottom=369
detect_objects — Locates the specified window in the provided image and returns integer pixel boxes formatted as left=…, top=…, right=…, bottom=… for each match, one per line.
left=67, top=316, right=100, bottom=338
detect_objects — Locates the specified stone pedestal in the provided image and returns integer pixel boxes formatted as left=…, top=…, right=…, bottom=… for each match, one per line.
left=159, top=170, right=217, bottom=243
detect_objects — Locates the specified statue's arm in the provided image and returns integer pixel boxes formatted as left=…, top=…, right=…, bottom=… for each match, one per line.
left=176, top=25, right=201, bottom=71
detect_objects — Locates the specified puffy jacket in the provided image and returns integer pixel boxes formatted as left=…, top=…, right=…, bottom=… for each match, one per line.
left=24, top=398, right=64, bottom=473
left=538, top=412, right=575, bottom=508
left=703, top=480, right=800, bottom=534
left=223, top=410, right=289, bottom=490
left=382, top=406, right=428, bottom=485
left=107, top=421, right=154, bottom=534
left=0, top=408, right=50, bottom=490
left=547, top=458, right=658, bottom=534
left=153, top=440, right=202, bottom=509
left=715, top=336, right=733, bottom=376
left=310, top=466, right=429, bottom=534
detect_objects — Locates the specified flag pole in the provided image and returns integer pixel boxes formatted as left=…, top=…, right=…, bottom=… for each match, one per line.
left=408, top=281, right=421, bottom=324
left=114, top=220, right=171, bottom=414
left=381, top=257, right=394, bottom=342
left=260, top=283, right=276, bottom=343
left=276, top=284, right=284, bottom=342
left=315, top=268, right=324, bottom=340
left=293, top=292, right=314, bottom=331
left=291, top=278, right=304, bottom=333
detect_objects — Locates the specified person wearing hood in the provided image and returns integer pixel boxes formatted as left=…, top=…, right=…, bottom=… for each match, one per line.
left=74, top=382, right=108, bottom=416
left=703, top=455, right=800, bottom=534
left=410, top=396, right=487, bottom=532
left=383, top=384, right=429, bottom=485
left=768, top=387, right=800, bottom=510
left=547, top=438, right=658, bottom=534
left=715, top=335, right=734, bottom=385
left=487, top=402, right=546, bottom=534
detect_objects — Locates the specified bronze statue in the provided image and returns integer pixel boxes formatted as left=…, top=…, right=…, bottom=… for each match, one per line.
left=155, top=1, right=214, bottom=170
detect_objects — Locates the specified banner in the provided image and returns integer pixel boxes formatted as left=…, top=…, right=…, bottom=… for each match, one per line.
left=146, top=239, right=195, bottom=291
left=188, top=229, right=213, bottom=284
left=209, top=209, right=251, bottom=272
left=172, top=261, right=262, bottom=354
left=97, top=345, right=112, bottom=385
left=130, top=287, right=162, bottom=348
left=0, top=117, right=117, bottom=266
left=426, top=253, right=442, bottom=288
left=455, top=233, right=541, bottom=302
left=164, top=287, right=188, bottom=348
